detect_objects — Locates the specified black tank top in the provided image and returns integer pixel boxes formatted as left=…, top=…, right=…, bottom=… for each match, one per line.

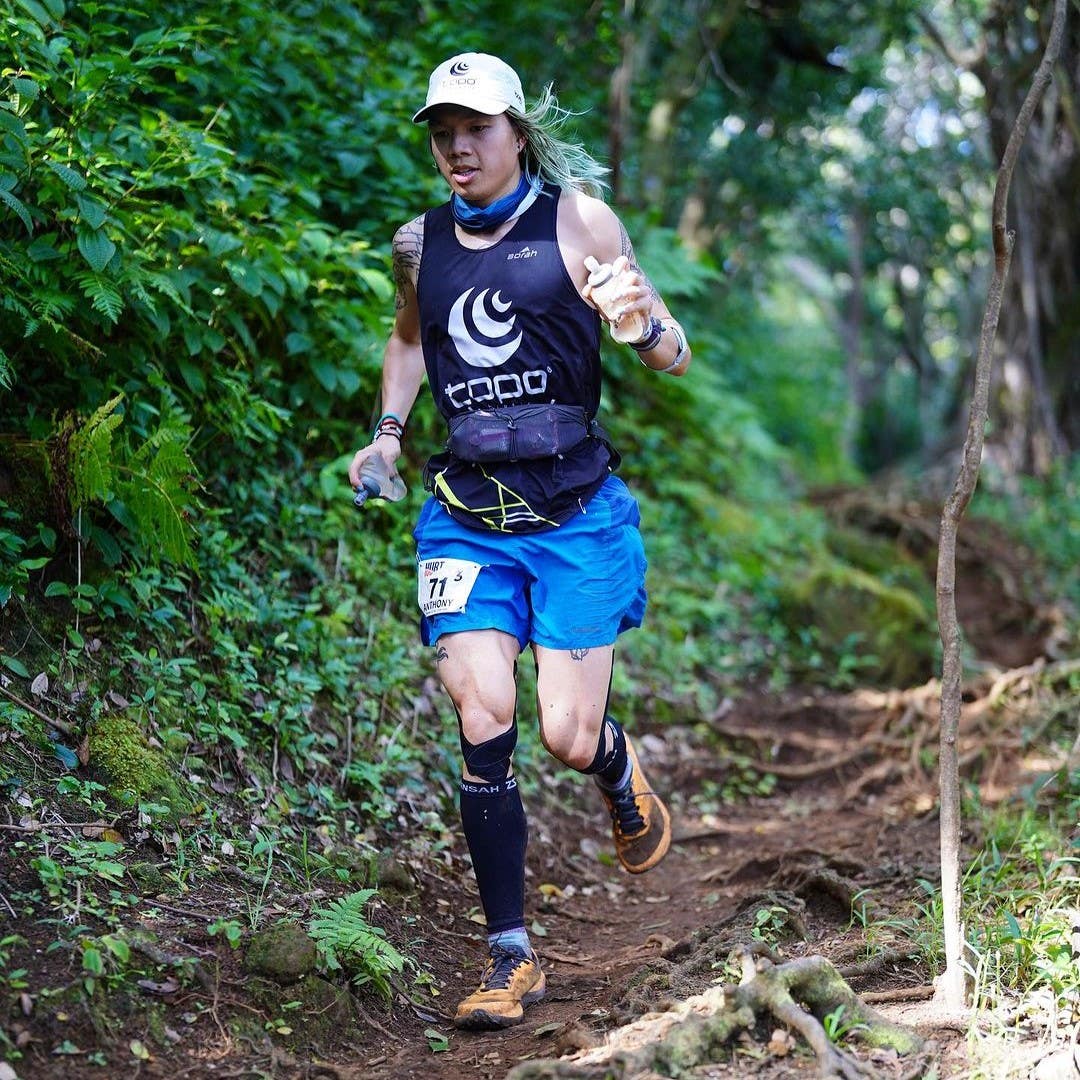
left=417, top=183, right=615, bottom=532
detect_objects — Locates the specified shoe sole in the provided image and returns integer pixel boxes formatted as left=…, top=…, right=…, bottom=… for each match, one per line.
left=453, top=980, right=548, bottom=1028
left=453, top=977, right=547, bottom=1030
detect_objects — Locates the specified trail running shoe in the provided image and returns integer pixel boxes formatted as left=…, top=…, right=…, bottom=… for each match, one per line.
left=596, top=734, right=671, bottom=874
left=454, top=946, right=546, bottom=1030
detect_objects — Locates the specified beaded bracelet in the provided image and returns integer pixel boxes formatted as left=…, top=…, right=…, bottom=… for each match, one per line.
left=374, top=412, right=404, bottom=442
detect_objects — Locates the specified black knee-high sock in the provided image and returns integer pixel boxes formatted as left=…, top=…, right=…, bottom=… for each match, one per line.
left=459, top=777, right=528, bottom=934
left=588, top=714, right=631, bottom=790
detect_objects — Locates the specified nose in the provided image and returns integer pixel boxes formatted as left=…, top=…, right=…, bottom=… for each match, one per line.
left=447, top=130, right=471, bottom=157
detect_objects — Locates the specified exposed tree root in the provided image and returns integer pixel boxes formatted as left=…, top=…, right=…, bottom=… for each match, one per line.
left=507, top=947, right=925, bottom=1080
left=707, top=655, right=1077, bottom=810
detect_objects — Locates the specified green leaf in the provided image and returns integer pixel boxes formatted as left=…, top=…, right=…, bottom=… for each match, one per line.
left=82, top=947, right=104, bottom=976
left=285, top=331, right=311, bottom=355
left=12, top=77, right=40, bottom=100
left=309, top=359, right=338, bottom=392
left=177, top=359, right=206, bottom=394
left=425, top=1028, right=450, bottom=1053
left=27, top=237, right=61, bottom=261
left=66, top=627, right=85, bottom=648
left=44, top=580, right=70, bottom=598
left=102, top=936, right=130, bottom=963
left=75, top=194, right=107, bottom=230
left=53, top=743, right=78, bottom=769
left=358, top=267, right=393, bottom=301
left=77, top=229, right=116, bottom=272
left=0, top=187, right=33, bottom=234
left=1, top=654, right=30, bottom=677
left=0, top=109, right=27, bottom=140
left=46, top=160, right=87, bottom=191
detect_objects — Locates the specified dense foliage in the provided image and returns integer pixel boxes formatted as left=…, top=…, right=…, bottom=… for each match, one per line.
left=1, top=0, right=1076, bottom=799
left=1, top=0, right=1078, bottom=1073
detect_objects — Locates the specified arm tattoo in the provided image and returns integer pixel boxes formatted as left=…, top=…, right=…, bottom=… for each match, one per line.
left=570, top=648, right=590, bottom=661
left=392, top=217, right=424, bottom=311
left=619, top=221, right=660, bottom=306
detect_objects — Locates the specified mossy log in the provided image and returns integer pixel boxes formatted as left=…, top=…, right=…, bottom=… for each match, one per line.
left=509, top=948, right=925, bottom=1080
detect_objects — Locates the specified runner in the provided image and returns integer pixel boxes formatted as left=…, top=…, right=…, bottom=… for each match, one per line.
left=348, top=51, right=692, bottom=1031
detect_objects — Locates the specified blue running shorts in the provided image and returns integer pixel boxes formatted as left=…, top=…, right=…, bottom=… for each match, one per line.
left=412, top=475, right=647, bottom=651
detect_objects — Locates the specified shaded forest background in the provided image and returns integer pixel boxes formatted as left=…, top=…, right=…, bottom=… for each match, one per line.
left=0, top=3, right=1079, bottom=1071
left=2, top=0, right=1079, bottom=829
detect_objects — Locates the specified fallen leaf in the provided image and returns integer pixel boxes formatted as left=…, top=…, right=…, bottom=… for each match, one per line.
left=137, top=978, right=181, bottom=995
left=30, top=672, right=48, bottom=696
left=538, top=883, right=564, bottom=899
left=767, top=1028, right=794, bottom=1056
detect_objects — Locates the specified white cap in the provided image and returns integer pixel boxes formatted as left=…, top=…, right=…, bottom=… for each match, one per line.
left=412, top=53, right=526, bottom=123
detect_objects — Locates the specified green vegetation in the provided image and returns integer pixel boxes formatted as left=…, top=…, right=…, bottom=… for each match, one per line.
left=1, top=0, right=1078, bottom=1074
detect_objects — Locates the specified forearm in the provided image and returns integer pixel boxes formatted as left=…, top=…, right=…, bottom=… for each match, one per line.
left=378, top=333, right=427, bottom=427
left=631, top=315, right=692, bottom=376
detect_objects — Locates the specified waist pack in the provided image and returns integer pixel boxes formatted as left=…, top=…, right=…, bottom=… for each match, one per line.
left=446, top=404, right=600, bottom=463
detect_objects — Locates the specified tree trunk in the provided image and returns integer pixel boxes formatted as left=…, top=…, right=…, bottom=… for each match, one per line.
left=976, top=4, right=1080, bottom=472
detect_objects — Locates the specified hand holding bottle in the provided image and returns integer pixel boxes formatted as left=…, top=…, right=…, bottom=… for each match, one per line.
left=582, top=255, right=651, bottom=343
left=349, top=442, right=407, bottom=509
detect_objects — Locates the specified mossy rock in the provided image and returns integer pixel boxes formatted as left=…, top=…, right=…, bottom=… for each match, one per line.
left=129, top=862, right=167, bottom=894
left=375, top=850, right=416, bottom=898
left=777, top=558, right=936, bottom=687
left=89, top=715, right=193, bottom=817
left=328, top=845, right=376, bottom=884
left=245, top=923, right=318, bottom=985
left=247, top=971, right=356, bottom=1050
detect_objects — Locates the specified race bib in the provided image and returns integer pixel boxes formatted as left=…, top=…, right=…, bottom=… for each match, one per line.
left=417, top=558, right=483, bottom=617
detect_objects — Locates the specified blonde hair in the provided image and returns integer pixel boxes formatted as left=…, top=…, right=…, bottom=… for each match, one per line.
left=508, top=85, right=609, bottom=198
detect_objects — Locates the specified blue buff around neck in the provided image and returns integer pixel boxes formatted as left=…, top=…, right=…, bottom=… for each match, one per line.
left=452, top=172, right=541, bottom=232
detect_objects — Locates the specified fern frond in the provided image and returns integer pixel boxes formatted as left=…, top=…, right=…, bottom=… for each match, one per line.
left=308, top=890, right=405, bottom=1001
left=0, top=348, right=12, bottom=390
left=73, top=270, right=124, bottom=323
left=68, top=395, right=124, bottom=507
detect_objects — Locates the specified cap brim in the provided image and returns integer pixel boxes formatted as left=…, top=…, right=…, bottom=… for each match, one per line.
left=412, top=95, right=511, bottom=123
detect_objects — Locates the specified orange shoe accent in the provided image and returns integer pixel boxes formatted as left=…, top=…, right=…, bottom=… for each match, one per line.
left=596, top=734, right=671, bottom=874
left=454, top=947, right=546, bottom=1030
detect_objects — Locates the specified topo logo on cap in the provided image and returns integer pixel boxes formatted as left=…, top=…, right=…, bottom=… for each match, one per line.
left=449, top=61, right=470, bottom=75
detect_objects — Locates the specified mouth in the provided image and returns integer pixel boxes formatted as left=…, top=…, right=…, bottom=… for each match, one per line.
left=450, top=165, right=478, bottom=184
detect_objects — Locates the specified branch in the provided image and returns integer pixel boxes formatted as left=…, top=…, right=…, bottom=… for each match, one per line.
left=916, top=11, right=986, bottom=70
left=0, top=681, right=77, bottom=737
left=934, top=0, right=1069, bottom=1011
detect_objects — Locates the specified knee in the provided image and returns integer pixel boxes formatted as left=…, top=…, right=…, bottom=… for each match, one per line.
left=461, top=719, right=518, bottom=784
left=538, top=702, right=601, bottom=772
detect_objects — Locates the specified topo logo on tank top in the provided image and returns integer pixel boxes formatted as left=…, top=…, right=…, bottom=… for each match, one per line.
left=444, top=287, right=549, bottom=407
left=448, top=287, right=523, bottom=368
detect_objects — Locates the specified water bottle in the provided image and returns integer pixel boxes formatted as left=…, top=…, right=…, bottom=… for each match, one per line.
left=353, top=455, right=407, bottom=508
left=584, top=255, right=650, bottom=344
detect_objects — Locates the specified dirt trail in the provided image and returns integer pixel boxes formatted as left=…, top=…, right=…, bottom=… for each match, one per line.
left=5, top=505, right=1064, bottom=1080
left=357, top=690, right=957, bottom=1080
